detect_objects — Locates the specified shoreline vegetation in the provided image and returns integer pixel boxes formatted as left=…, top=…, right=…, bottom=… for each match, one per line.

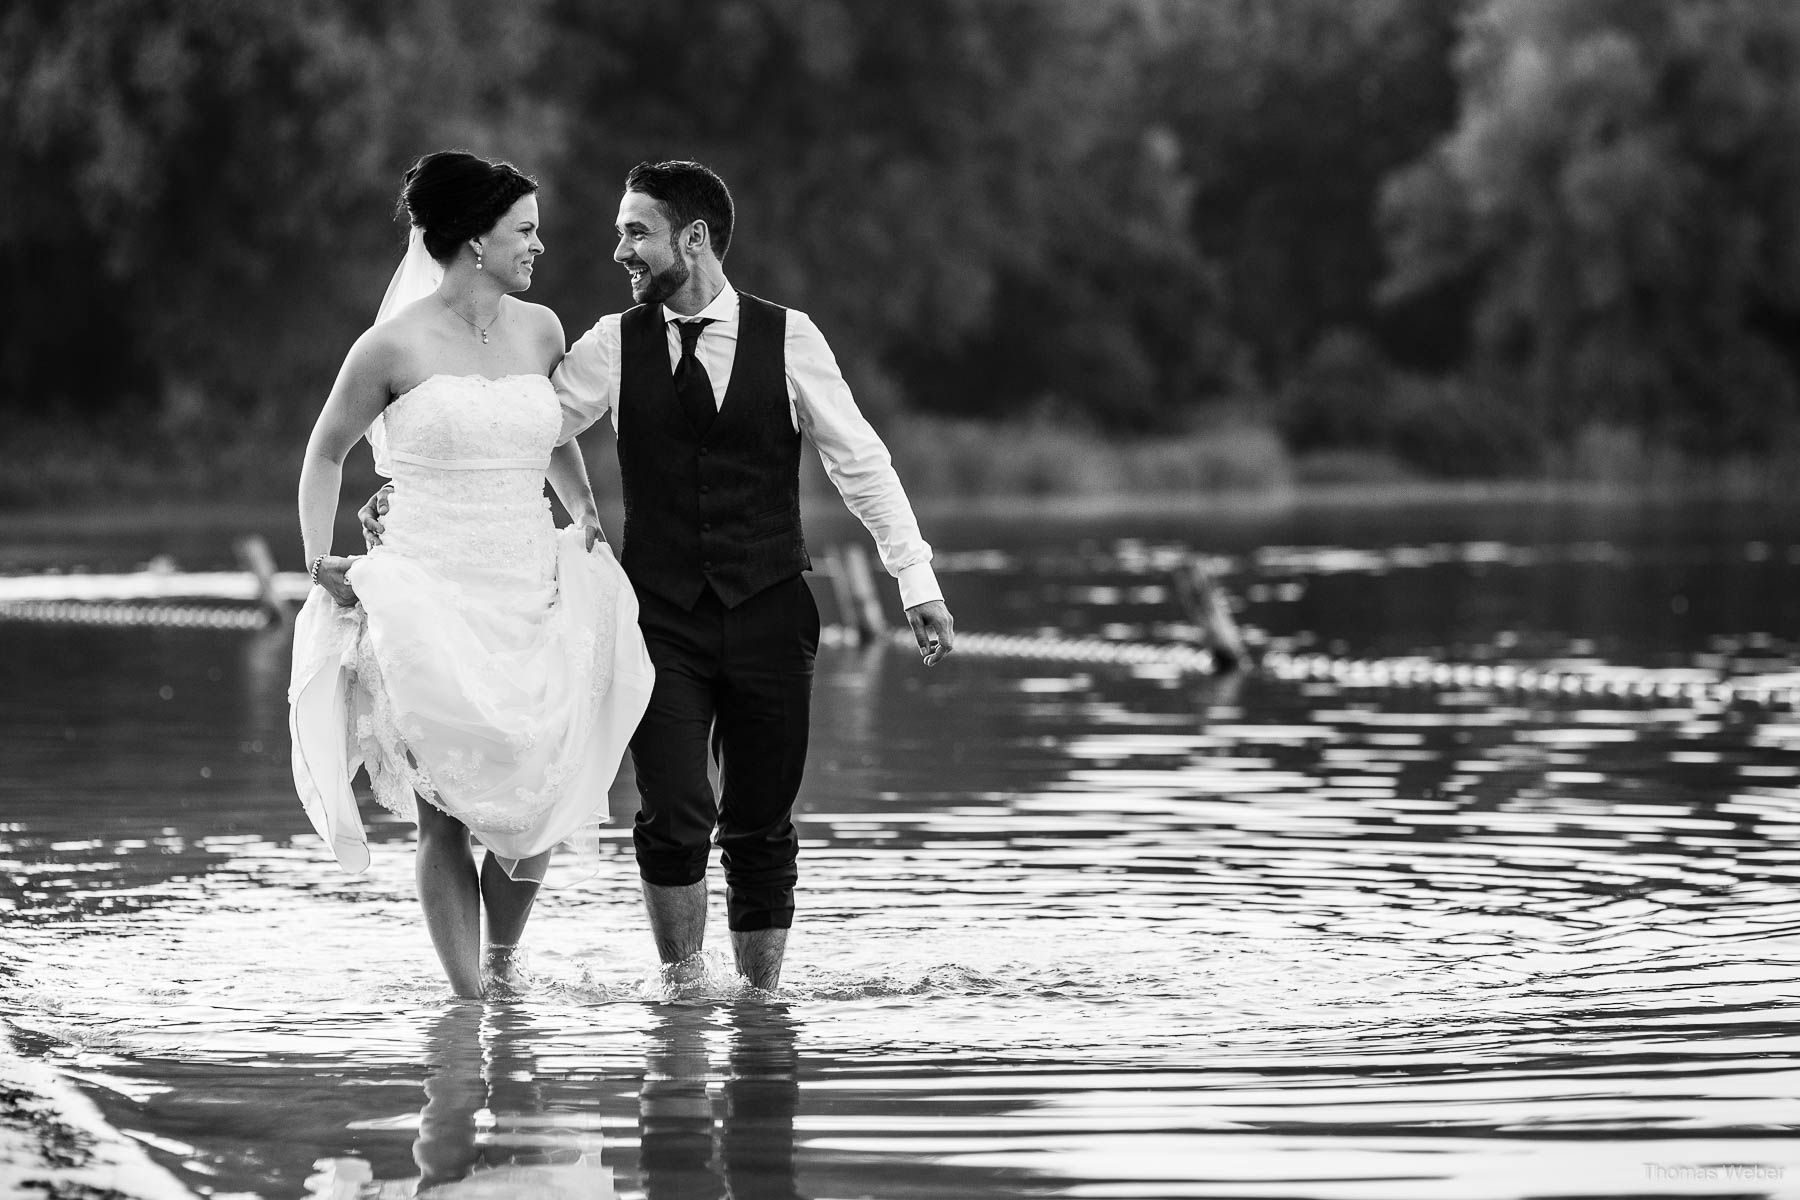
left=11, top=2, right=1800, bottom=524
left=3, top=409, right=1798, bottom=540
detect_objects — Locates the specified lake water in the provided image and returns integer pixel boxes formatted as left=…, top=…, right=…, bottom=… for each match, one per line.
left=3, top=495, right=1799, bottom=1199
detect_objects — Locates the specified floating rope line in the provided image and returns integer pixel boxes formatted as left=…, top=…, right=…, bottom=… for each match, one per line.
left=0, top=599, right=272, bottom=631
left=895, top=627, right=1218, bottom=673
left=6, top=563, right=1798, bottom=709
left=0, top=601, right=1216, bottom=674
left=1259, top=650, right=1800, bottom=709
left=0, top=589, right=1225, bottom=675
left=0, top=570, right=310, bottom=606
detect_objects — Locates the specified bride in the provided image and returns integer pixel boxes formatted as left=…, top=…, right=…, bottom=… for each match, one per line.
left=289, top=151, right=653, bottom=998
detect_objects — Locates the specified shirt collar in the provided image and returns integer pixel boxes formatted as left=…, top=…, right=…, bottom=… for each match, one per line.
left=663, top=282, right=738, bottom=326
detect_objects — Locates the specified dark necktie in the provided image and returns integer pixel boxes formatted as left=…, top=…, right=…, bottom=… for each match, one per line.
left=674, top=318, right=717, bottom=433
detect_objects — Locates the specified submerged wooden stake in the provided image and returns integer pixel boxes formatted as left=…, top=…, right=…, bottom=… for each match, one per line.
left=1173, top=556, right=1248, bottom=672
left=233, top=535, right=292, bottom=627
left=816, top=543, right=889, bottom=645
left=818, top=547, right=862, bottom=644
left=839, top=542, right=889, bottom=644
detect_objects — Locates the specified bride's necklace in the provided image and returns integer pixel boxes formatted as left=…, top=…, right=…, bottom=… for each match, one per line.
left=440, top=294, right=497, bottom=344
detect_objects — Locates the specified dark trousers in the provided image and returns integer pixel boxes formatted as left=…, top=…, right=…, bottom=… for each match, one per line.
left=630, top=575, right=819, bottom=931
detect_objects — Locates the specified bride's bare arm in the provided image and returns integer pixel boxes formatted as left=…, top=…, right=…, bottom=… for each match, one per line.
left=300, top=333, right=396, bottom=603
left=546, top=440, right=603, bottom=549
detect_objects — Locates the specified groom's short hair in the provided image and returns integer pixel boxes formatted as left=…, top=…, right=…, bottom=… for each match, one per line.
left=626, top=160, right=735, bottom=259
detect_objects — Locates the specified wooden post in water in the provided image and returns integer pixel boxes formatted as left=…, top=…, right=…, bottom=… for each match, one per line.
left=818, top=546, right=864, bottom=644
left=1173, top=556, right=1247, bottom=672
left=234, top=535, right=292, bottom=627
left=840, top=543, right=889, bottom=645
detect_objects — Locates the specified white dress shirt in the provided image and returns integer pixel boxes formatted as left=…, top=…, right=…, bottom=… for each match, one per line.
left=554, top=283, right=942, bottom=609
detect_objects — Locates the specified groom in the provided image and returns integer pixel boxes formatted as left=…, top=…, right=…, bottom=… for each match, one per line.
left=553, top=160, right=954, bottom=991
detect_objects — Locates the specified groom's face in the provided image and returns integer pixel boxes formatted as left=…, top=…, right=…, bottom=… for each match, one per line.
left=614, top=190, right=688, bottom=305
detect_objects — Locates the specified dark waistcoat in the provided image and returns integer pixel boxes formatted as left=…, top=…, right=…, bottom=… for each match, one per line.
left=616, top=292, right=810, bottom=609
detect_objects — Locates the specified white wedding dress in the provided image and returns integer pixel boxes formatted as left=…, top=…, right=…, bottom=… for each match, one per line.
left=287, top=373, right=654, bottom=882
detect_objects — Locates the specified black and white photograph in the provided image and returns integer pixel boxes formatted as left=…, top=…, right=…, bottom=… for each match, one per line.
left=3, top=1, right=1799, bottom=1197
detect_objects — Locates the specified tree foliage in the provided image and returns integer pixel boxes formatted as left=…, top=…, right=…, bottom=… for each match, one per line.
left=0, top=0, right=554, bottom=422
left=529, top=0, right=1211, bottom=430
left=1380, top=0, right=1800, bottom=449
left=1149, top=0, right=1465, bottom=382
left=5, top=0, right=1800, bottom=473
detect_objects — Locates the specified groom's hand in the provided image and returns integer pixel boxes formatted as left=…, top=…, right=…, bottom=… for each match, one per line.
left=906, top=600, right=955, bottom=666
left=358, top=485, right=394, bottom=548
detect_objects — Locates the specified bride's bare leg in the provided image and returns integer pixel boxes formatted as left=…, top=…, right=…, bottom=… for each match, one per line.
left=479, top=851, right=545, bottom=947
left=479, top=851, right=547, bottom=992
left=415, top=799, right=483, bottom=997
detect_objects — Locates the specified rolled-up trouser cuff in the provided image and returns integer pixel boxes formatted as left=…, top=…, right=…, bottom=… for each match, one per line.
left=727, top=887, right=795, bottom=931
left=635, top=838, right=711, bottom=888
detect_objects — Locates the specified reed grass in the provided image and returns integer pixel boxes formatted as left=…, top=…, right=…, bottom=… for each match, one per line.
left=859, top=412, right=1297, bottom=500
left=0, top=417, right=377, bottom=510
left=6, top=411, right=1800, bottom=516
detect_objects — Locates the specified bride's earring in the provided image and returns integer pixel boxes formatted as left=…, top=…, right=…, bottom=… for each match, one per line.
left=474, top=242, right=484, bottom=271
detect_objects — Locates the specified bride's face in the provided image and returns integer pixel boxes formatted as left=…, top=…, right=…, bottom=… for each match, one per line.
left=478, top=194, right=543, bottom=292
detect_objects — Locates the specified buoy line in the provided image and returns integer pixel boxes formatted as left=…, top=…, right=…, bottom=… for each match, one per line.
left=903, top=628, right=1219, bottom=673
left=0, top=599, right=272, bottom=630
left=1258, top=650, right=1800, bottom=709
left=4, top=575, right=1795, bottom=709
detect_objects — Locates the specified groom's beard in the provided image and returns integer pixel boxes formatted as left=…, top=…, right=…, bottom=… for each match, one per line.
left=636, top=255, right=689, bottom=305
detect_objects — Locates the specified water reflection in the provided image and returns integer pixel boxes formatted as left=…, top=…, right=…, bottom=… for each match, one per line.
left=9, top=505, right=1800, bottom=1198
left=640, top=1005, right=802, bottom=1200
left=301, top=1002, right=802, bottom=1200
left=316, top=1002, right=614, bottom=1198
left=411, top=1005, right=611, bottom=1197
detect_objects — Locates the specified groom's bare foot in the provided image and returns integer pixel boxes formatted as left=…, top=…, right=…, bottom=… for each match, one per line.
left=662, top=950, right=707, bottom=984
left=732, top=928, right=788, bottom=993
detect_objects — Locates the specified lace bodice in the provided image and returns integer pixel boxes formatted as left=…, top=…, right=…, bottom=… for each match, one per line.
left=370, top=374, right=560, bottom=596
left=382, top=373, right=560, bottom=465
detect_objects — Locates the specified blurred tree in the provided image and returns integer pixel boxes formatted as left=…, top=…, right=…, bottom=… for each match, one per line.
left=1380, top=0, right=1800, bottom=449
left=28, top=0, right=1794, bottom=485
left=1149, top=0, right=1467, bottom=388
left=0, top=0, right=555, bottom=432
left=533, top=0, right=1220, bottom=431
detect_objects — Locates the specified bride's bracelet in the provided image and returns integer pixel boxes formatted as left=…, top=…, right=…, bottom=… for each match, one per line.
left=309, top=554, right=328, bottom=585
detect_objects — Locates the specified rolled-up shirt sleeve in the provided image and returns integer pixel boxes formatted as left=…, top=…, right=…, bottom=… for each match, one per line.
left=553, top=314, right=622, bottom=445
left=786, top=309, right=942, bottom=610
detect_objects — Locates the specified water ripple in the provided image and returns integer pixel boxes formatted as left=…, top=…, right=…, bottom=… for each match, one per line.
left=7, top=515, right=1800, bottom=1196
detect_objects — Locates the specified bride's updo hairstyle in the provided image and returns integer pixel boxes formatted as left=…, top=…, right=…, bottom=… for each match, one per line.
left=397, top=150, right=538, bottom=264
